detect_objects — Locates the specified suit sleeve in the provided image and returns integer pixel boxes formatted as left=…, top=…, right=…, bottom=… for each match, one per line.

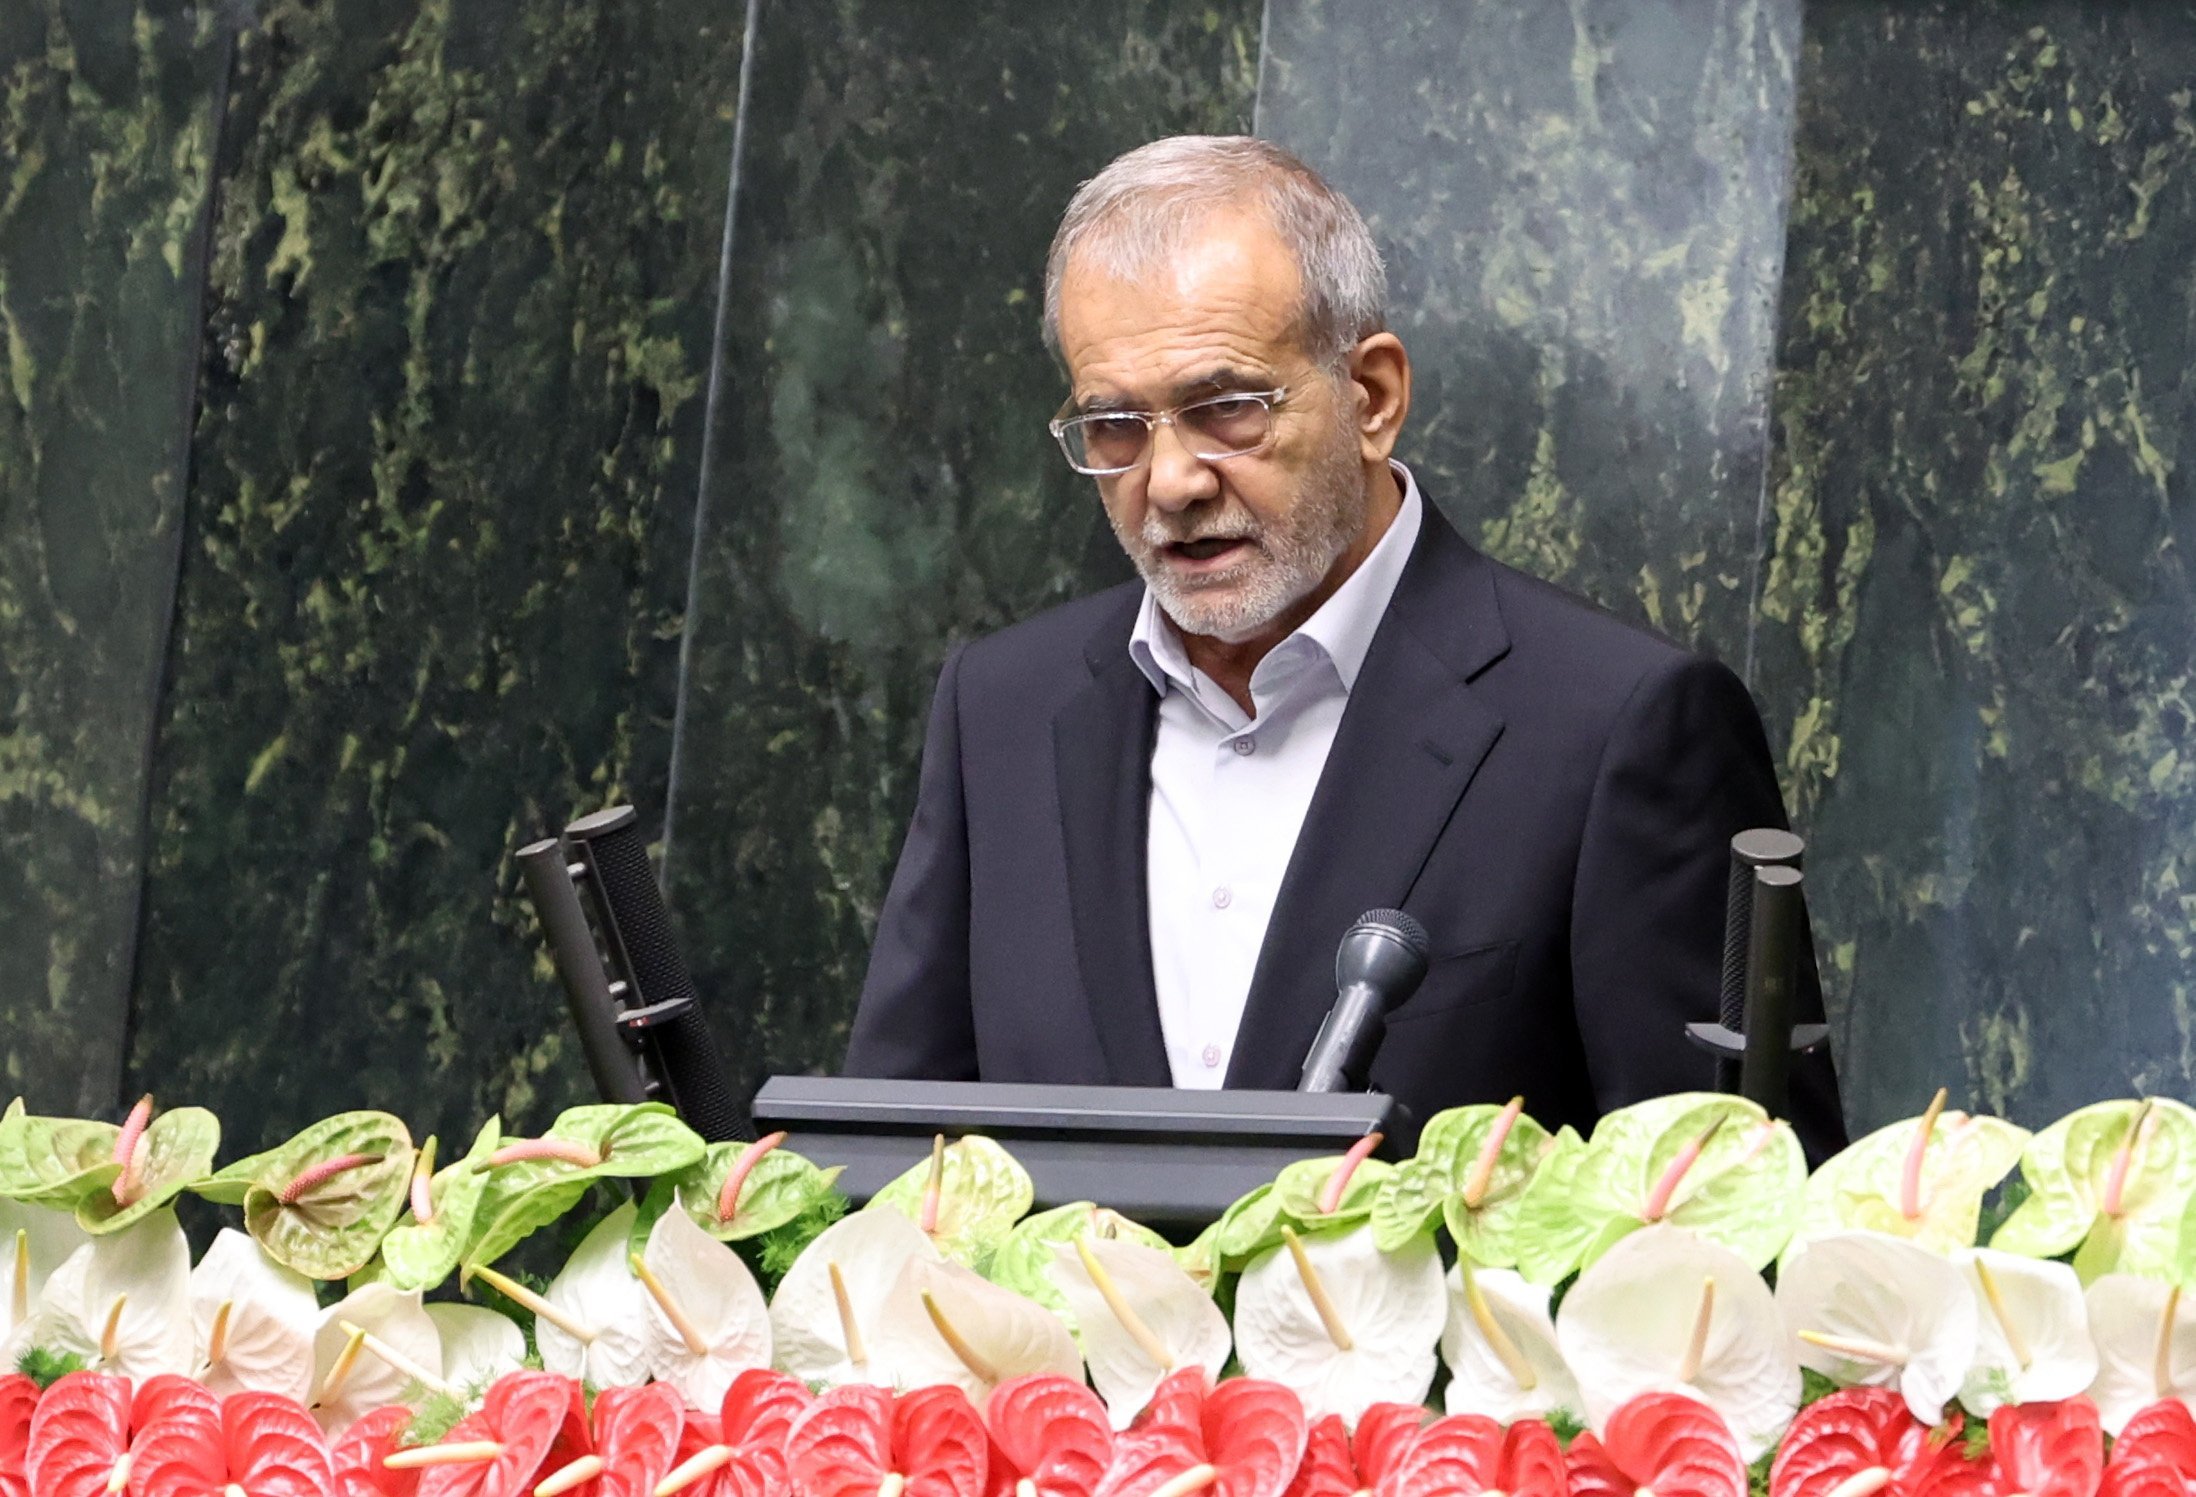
left=842, top=644, right=981, bottom=1079
left=1569, top=653, right=1848, bottom=1163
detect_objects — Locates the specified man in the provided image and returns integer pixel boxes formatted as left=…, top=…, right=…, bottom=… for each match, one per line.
left=844, top=136, right=1845, bottom=1158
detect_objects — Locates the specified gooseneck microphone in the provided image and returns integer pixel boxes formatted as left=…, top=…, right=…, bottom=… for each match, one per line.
left=1298, top=908, right=1431, bottom=1093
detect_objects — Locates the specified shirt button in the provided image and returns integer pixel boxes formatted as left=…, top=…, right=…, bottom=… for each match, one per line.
left=1232, top=736, right=1255, bottom=756
left=1211, top=886, right=1232, bottom=909
left=1202, top=1044, right=1222, bottom=1068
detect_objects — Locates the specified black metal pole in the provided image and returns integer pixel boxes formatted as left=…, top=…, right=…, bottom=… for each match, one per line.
left=1718, top=829, right=1804, bottom=1091
left=1739, top=863, right=1805, bottom=1117
left=516, top=836, right=650, bottom=1106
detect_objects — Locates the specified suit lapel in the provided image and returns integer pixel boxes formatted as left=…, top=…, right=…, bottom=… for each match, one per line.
left=1053, top=592, right=1171, bottom=1086
left=1223, top=510, right=1512, bottom=1089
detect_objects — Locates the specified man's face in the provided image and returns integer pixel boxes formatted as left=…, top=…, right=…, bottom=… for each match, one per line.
left=1055, top=208, right=1369, bottom=644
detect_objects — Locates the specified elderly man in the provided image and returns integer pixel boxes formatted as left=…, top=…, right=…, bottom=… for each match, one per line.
left=844, top=135, right=1845, bottom=1157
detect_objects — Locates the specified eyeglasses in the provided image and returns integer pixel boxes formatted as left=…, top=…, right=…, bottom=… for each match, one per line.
left=1048, top=388, right=1289, bottom=476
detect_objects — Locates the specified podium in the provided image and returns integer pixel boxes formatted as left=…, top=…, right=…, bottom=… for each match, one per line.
left=751, top=1077, right=1404, bottom=1235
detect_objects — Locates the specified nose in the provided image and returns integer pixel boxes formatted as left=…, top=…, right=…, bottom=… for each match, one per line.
left=1142, top=415, right=1222, bottom=513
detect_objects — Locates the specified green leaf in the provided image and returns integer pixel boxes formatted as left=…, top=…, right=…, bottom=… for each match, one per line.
left=1512, top=1126, right=1593, bottom=1285
left=1273, top=1153, right=1394, bottom=1229
left=866, top=1135, right=1033, bottom=1270
left=74, top=1107, right=221, bottom=1235
left=1788, top=1107, right=2027, bottom=1262
left=0, top=1117, right=122, bottom=1209
left=379, top=1118, right=502, bottom=1292
left=985, top=1203, right=1170, bottom=1334
left=1212, top=1184, right=1289, bottom=1265
left=241, top=1111, right=416, bottom=1280
left=191, top=1146, right=275, bottom=1206
left=663, top=1140, right=844, bottom=1242
left=462, top=1174, right=593, bottom=1274
left=1991, top=1099, right=2196, bottom=1281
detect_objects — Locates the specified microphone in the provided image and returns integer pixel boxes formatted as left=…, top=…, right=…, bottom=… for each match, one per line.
left=1298, top=908, right=1431, bottom=1093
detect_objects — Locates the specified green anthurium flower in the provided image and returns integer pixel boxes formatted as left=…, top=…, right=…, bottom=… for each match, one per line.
left=0, top=1116, right=124, bottom=1210
left=865, top=1135, right=1033, bottom=1271
left=658, top=1134, right=845, bottom=1242
left=1371, top=1098, right=1552, bottom=1259
left=1511, top=1126, right=1594, bottom=1285
left=1785, top=1095, right=2027, bottom=1264
left=377, top=1117, right=501, bottom=1292
left=1273, top=1152, right=1395, bottom=1231
left=462, top=1102, right=702, bottom=1272
left=192, top=1146, right=276, bottom=1206
left=76, top=1107, right=221, bottom=1236
left=241, top=1111, right=416, bottom=1281
left=1990, top=1097, right=2196, bottom=1283
left=1213, top=1183, right=1290, bottom=1265
left=986, top=1202, right=1170, bottom=1334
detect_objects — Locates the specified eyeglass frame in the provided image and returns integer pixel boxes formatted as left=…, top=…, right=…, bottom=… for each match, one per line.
left=1047, top=386, right=1293, bottom=476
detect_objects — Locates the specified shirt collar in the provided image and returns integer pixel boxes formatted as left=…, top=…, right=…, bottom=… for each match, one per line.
left=1129, top=459, right=1425, bottom=699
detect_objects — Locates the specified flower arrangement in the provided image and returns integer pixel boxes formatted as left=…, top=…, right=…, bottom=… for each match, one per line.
left=3, top=1086, right=2194, bottom=1496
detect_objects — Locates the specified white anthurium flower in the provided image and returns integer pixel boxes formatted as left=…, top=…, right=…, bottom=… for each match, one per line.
left=2084, top=1273, right=2196, bottom=1435
left=1557, top=1223, right=1798, bottom=1461
left=33, top=1210, right=194, bottom=1381
left=868, top=1255, right=1083, bottom=1407
left=1954, top=1247, right=2097, bottom=1415
left=424, top=1303, right=527, bottom=1395
left=190, top=1227, right=318, bottom=1402
left=769, top=1205, right=940, bottom=1388
left=1049, top=1233, right=1232, bottom=1429
left=1233, top=1225, right=1447, bottom=1425
left=1777, top=1230, right=1977, bottom=1426
left=637, top=1194, right=773, bottom=1409
left=0, top=1199, right=89, bottom=1364
left=531, top=1201, right=654, bottom=1391
left=312, top=1282, right=444, bottom=1436
left=1441, top=1260, right=1582, bottom=1425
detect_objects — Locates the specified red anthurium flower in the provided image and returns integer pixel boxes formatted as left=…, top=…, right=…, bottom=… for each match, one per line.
left=2114, top=1402, right=2196, bottom=1478
left=2098, top=1457, right=2196, bottom=1497
left=129, top=1389, right=334, bottom=1497
left=1982, top=1399, right=2104, bottom=1497
left=1772, top=1388, right=1985, bottom=1497
left=133, top=1373, right=222, bottom=1434
left=1280, top=1406, right=1424, bottom=1497
left=1371, top=1413, right=1563, bottom=1497
left=25, top=1371, right=133, bottom=1497
left=330, top=1406, right=422, bottom=1497
left=653, top=1366, right=816, bottom=1497
left=400, top=1371, right=592, bottom=1497
left=1095, top=1378, right=1308, bottom=1497
left=985, top=1374, right=1113, bottom=1497
left=1131, top=1370, right=1217, bottom=1440
left=1565, top=1392, right=1749, bottom=1497
left=785, top=1384, right=990, bottom=1497
left=520, top=1382, right=688, bottom=1497
left=0, top=1373, right=35, bottom=1497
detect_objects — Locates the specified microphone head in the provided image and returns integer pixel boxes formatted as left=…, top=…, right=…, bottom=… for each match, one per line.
left=1335, top=907, right=1431, bottom=998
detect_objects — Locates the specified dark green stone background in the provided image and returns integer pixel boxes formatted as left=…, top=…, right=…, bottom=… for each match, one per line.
left=4, top=0, right=2191, bottom=1150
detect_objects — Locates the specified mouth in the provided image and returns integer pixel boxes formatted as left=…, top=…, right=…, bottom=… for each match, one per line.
left=1160, top=536, right=1253, bottom=571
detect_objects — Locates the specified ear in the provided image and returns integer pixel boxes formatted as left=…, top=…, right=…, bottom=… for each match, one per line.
left=1346, top=332, right=1411, bottom=463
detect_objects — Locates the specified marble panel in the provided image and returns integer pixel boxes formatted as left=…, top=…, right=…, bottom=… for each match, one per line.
left=1759, top=2, right=2196, bottom=1128
left=663, top=0, right=1263, bottom=1096
left=131, top=0, right=745, bottom=1150
left=0, top=2, right=229, bottom=1113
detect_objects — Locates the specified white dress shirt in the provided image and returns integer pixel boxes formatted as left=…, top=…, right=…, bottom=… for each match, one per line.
left=1129, top=462, right=1425, bottom=1087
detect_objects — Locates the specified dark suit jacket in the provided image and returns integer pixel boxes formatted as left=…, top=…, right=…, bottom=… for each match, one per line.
left=844, top=502, right=1846, bottom=1160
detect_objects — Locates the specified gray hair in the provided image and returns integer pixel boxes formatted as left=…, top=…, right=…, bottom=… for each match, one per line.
left=1042, top=135, right=1388, bottom=368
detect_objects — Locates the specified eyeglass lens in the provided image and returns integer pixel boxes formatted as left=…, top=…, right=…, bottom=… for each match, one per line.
left=1066, top=393, right=1275, bottom=472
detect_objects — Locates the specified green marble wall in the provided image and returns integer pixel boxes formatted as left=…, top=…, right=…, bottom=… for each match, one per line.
left=0, top=3, right=229, bottom=1113
left=128, top=0, right=745, bottom=1149
left=1757, top=2, right=2196, bottom=1127
left=661, top=0, right=1264, bottom=1102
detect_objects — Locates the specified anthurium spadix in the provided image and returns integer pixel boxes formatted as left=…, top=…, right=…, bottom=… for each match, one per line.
left=0, top=1197, right=88, bottom=1364
left=1048, top=1232, right=1232, bottom=1428
left=1990, top=1097, right=2196, bottom=1283
left=496, top=1199, right=655, bottom=1390
left=311, top=1281, right=445, bottom=1435
left=1776, top=1230, right=1978, bottom=1425
left=867, top=1254, right=1082, bottom=1405
left=769, top=1206, right=941, bottom=1387
left=866, top=1134, right=1034, bottom=1272
left=1232, top=1223, right=1446, bottom=1424
left=1441, top=1259, right=1581, bottom=1425
left=189, top=1227, right=319, bottom=1402
left=635, top=1192, right=772, bottom=1408
left=240, top=1110, right=417, bottom=1281
left=1520, top=1094, right=1804, bottom=1284
left=1786, top=1089, right=2028, bottom=1261
left=30, top=1208, right=194, bottom=1379
left=1954, top=1246, right=2097, bottom=1415
left=1556, top=1222, right=1798, bottom=1461
left=2084, top=1273, right=2196, bottom=1434
left=1373, top=1097, right=1553, bottom=1262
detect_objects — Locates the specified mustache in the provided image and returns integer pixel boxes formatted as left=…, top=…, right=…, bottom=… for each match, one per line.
left=1140, top=513, right=1262, bottom=547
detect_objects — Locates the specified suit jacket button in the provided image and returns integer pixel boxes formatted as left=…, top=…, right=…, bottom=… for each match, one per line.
left=1202, top=1044, right=1222, bottom=1068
